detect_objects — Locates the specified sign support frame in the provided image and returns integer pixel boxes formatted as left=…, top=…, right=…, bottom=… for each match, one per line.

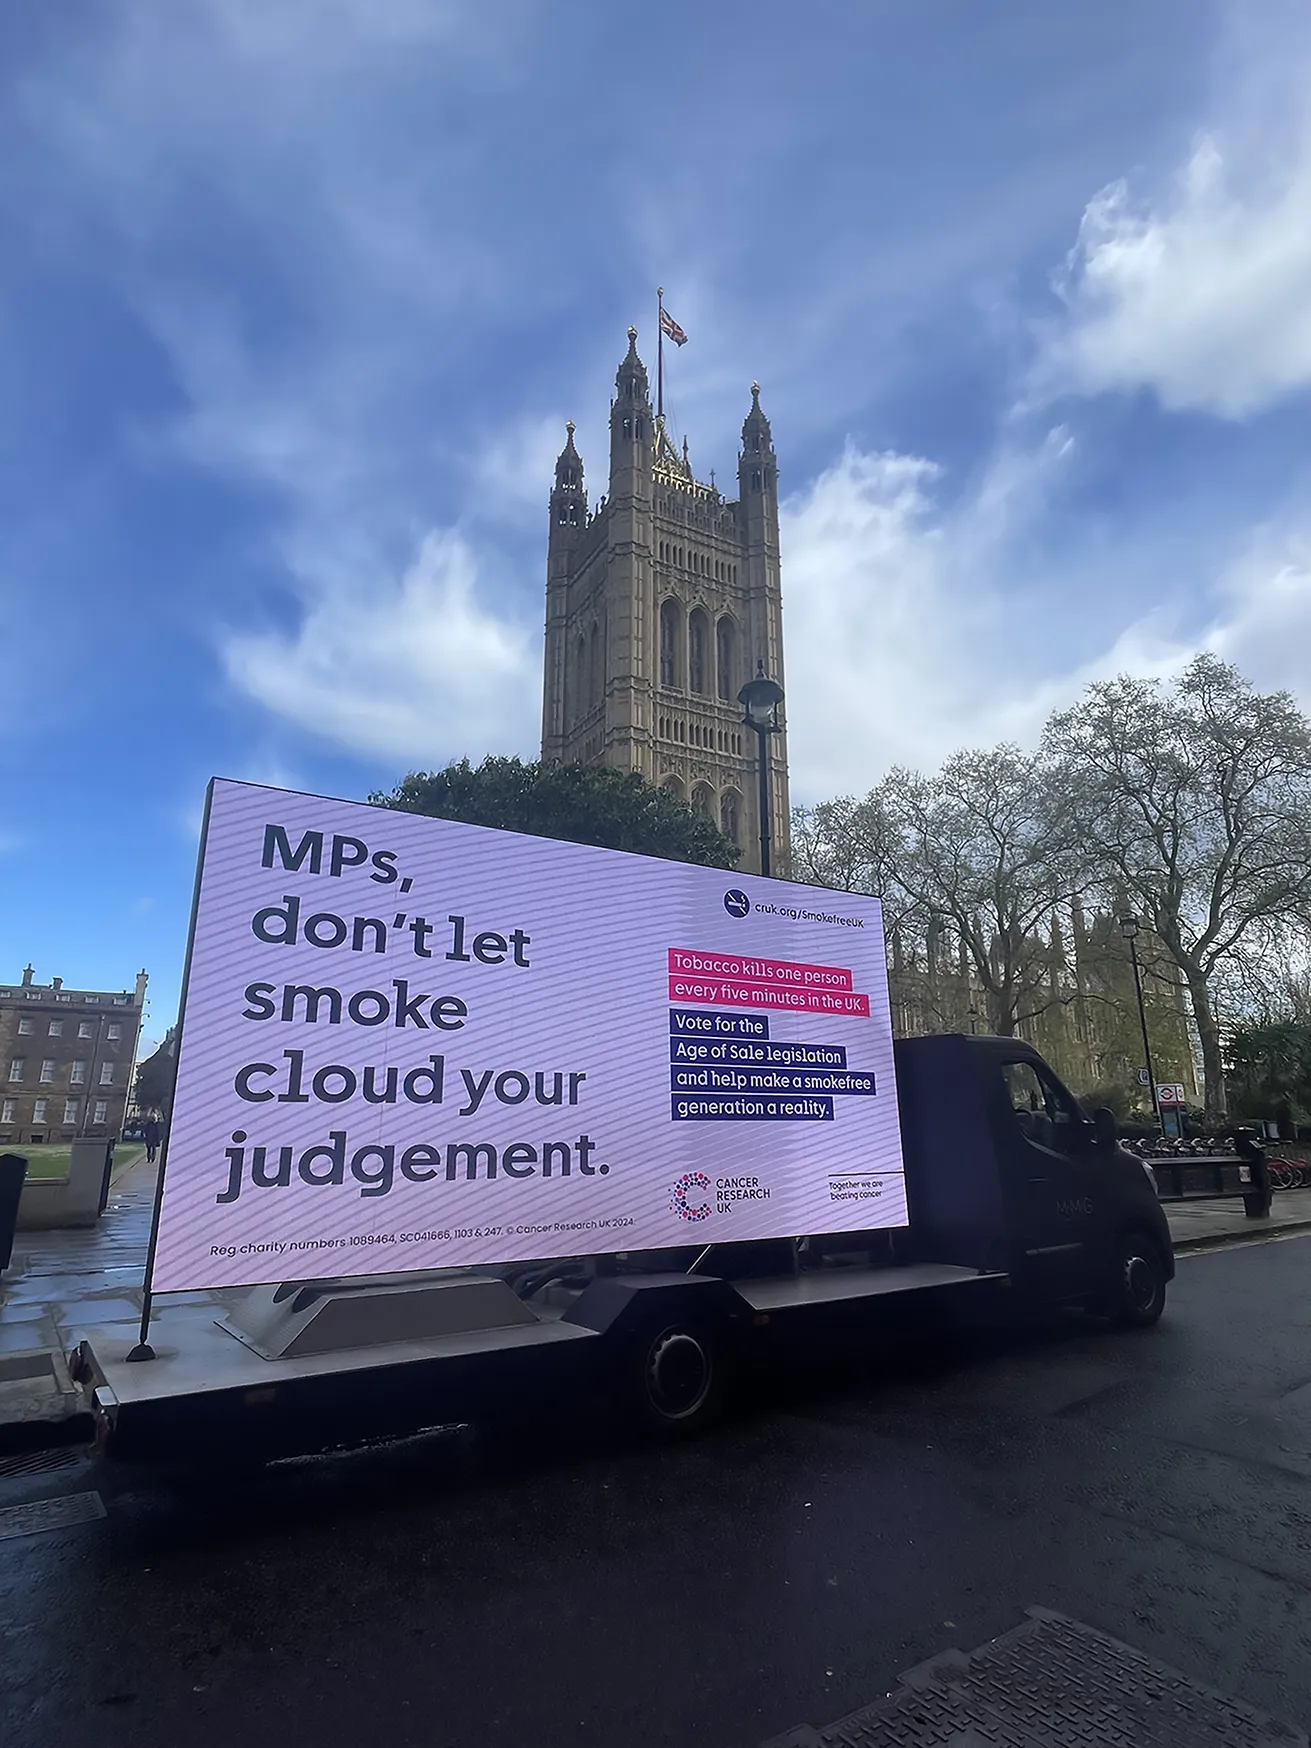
left=126, top=780, right=216, bottom=1363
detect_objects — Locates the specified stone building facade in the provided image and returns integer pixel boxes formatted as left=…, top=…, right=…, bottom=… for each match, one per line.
left=884, top=905, right=1202, bottom=1107
left=540, top=328, right=790, bottom=873
left=0, top=965, right=148, bottom=1146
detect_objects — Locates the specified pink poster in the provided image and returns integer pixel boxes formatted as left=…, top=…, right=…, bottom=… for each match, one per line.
left=149, top=779, right=907, bottom=1291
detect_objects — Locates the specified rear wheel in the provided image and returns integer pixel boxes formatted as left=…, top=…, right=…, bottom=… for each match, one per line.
left=1107, top=1231, right=1167, bottom=1328
left=625, top=1319, right=725, bottom=1437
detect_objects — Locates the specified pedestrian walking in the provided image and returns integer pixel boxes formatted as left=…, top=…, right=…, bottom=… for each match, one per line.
left=144, top=1114, right=163, bottom=1164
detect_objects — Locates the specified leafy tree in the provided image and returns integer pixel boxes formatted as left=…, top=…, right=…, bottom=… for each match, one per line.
left=1225, top=1018, right=1311, bottom=1124
left=369, top=757, right=740, bottom=867
left=133, top=1029, right=177, bottom=1119
left=1045, top=655, right=1311, bottom=1119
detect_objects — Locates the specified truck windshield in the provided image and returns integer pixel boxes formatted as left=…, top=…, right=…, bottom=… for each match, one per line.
left=1002, top=1059, right=1081, bottom=1155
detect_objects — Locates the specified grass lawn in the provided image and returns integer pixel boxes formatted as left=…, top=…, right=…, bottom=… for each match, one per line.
left=12, top=1141, right=146, bottom=1182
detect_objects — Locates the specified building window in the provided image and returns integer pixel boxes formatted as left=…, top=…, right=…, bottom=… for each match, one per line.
left=1, top=1099, right=14, bottom=1126
left=659, top=599, right=681, bottom=688
left=100, top=1063, right=115, bottom=1085
left=688, top=609, right=709, bottom=696
left=662, top=775, right=685, bottom=801
left=751, top=469, right=762, bottom=492
left=48, top=1018, right=63, bottom=1036
left=589, top=621, right=601, bottom=704
left=63, top=1099, right=79, bottom=1126
left=716, top=617, right=736, bottom=702
left=78, top=1021, right=93, bottom=1039
left=693, top=784, right=715, bottom=820
left=17, top=1017, right=33, bottom=1036
left=40, top=1060, right=56, bottom=1083
left=8, top=1059, right=24, bottom=1082
left=93, top=1100, right=108, bottom=1125
left=721, top=793, right=741, bottom=846
left=107, top=1023, right=122, bottom=1040
left=33, top=1098, right=48, bottom=1125
left=70, top=1061, right=87, bottom=1085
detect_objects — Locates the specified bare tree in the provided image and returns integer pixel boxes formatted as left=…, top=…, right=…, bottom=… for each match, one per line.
left=1045, top=655, right=1311, bottom=1119
left=878, top=745, right=1080, bottom=1035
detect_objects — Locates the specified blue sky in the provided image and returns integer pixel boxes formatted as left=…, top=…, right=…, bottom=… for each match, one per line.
left=5, top=0, right=1311, bottom=1039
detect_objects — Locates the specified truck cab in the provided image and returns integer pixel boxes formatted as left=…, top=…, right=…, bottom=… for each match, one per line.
left=895, top=1033, right=1173, bottom=1323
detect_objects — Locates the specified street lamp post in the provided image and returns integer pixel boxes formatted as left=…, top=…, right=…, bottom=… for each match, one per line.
left=737, top=662, right=785, bottom=878
left=1119, top=913, right=1165, bottom=1137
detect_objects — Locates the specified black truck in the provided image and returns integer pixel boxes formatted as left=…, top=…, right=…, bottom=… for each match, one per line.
left=74, top=1032, right=1172, bottom=1464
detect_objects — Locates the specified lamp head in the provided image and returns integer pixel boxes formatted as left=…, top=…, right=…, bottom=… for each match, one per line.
left=738, top=661, right=784, bottom=732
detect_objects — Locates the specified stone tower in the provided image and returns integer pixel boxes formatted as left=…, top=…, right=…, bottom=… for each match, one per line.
left=540, top=327, right=790, bottom=874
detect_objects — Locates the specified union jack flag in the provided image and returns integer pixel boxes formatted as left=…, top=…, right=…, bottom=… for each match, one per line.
left=660, top=307, right=688, bottom=346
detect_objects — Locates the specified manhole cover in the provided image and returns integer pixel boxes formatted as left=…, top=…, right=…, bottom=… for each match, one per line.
left=762, top=1608, right=1306, bottom=1747
left=0, top=1445, right=86, bottom=1481
left=0, top=1492, right=106, bottom=1542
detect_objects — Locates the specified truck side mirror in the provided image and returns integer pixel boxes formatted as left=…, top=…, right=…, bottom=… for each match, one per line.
left=1092, top=1108, right=1118, bottom=1150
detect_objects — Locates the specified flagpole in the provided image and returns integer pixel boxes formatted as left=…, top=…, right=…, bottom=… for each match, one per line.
left=656, top=285, right=664, bottom=423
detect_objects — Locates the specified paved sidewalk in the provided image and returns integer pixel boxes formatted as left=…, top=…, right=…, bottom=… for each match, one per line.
left=1166, top=1185, right=1311, bottom=1250
left=0, top=1157, right=161, bottom=1450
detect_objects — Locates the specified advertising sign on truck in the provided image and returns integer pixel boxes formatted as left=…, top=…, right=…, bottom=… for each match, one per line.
left=148, top=779, right=907, bottom=1292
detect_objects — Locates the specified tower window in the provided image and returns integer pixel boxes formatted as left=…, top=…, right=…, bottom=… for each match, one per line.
left=689, top=609, right=709, bottom=696
left=716, top=616, right=736, bottom=702
left=623, top=417, right=632, bottom=438
left=751, top=469, right=762, bottom=491
left=660, top=599, right=681, bottom=689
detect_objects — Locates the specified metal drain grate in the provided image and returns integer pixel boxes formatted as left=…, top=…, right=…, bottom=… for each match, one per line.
left=0, top=1445, right=86, bottom=1481
left=763, top=1608, right=1307, bottom=1747
left=0, top=1492, right=106, bottom=1543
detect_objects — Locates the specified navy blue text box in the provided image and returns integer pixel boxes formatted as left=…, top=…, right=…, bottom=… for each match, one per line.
left=669, top=1037, right=848, bottom=1069
left=671, top=1067, right=874, bottom=1096
left=670, top=1094, right=834, bottom=1121
left=669, top=1007, right=769, bottom=1040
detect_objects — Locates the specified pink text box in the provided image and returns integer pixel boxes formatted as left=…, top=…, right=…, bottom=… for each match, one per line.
left=667, top=948, right=854, bottom=991
left=668, top=976, right=871, bottom=1016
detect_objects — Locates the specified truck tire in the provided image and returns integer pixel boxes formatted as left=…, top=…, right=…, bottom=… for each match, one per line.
left=1107, top=1230, right=1167, bottom=1328
left=624, top=1318, right=724, bottom=1437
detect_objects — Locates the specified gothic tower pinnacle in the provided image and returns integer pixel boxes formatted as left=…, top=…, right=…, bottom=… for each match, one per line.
left=540, top=328, right=790, bottom=874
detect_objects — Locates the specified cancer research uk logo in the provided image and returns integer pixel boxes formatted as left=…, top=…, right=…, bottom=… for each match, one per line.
left=670, top=1171, right=713, bottom=1222
left=723, top=889, right=751, bottom=918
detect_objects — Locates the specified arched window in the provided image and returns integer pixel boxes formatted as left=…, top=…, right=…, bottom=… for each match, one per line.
left=589, top=622, right=601, bottom=704
left=716, top=617, right=736, bottom=702
left=659, top=599, right=681, bottom=689
left=688, top=609, right=709, bottom=696
left=662, top=775, right=685, bottom=801
left=692, top=784, right=715, bottom=821
left=720, top=792, right=741, bottom=846
left=574, top=635, right=587, bottom=722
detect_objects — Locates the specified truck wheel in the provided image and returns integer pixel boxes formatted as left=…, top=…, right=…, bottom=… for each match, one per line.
left=626, top=1319, right=724, bottom=1437
left=1108, top=1231, right=1167, bottom=1328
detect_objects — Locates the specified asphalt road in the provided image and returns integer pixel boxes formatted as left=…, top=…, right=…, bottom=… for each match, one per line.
left=3, top=1234, right=1311, bottom=1748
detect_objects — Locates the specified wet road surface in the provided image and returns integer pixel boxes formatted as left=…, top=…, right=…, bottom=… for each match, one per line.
left=3, top=1234, right=1311, bottom=1747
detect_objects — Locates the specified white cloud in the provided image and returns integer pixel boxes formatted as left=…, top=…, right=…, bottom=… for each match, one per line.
left=1208, top=527, right=1311, bottom=691
left=1046, top=122, right=1311, bottom=416
left=782, top=430, right=1311, bottom=803
left=222, top=528, right=538, bottom=766
left=781, top=436, right=1099, bottom=796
